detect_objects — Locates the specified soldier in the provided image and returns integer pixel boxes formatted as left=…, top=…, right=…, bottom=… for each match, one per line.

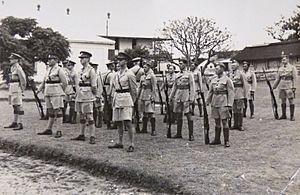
left=37, top=54, right=68, bottom=137
left=102, top=61, right=115, bottom=129
left=242, top=61, right=257, bottom=118
left=71, top=51, right=99, bottom=144
left=108, top=52, right=138, bottom=152
left=273, top=54, right=298, bottom=121
left=137, top=60, right=157, bottom=135
left=206, top=62, right=234, bottom=147
left=90, top=62, right=103, bottom=128
left=4, top=53, right=27, bottom=130
left=63, top=60, right=79, bottom=124
left=161, top=64, right=176, bottom=124
left=190, top=62, right=203, bottom=117
left=228, top=61, right=247, bottom=131
left=169, top=58, right=195, bottom=141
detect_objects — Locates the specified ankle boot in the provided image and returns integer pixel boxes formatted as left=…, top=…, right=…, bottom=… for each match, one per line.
left=141, top=117, right=148, bottom=133
left=290, top=104, right=295, bottom=121
left=279, top=103, right=287, bottom=120
left=188, top=120, right=194, bottom=141
left=150, top=118, right=156, bottom=136
left=173, top=119, right=182, bottom=138
left=210, top=127, right=221, bottom=145
left=223, top=128, right=230, bottom=147
left=249, top=100, right=254, bottom=118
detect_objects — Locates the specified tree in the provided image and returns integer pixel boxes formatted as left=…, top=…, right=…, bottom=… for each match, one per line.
left=0, top=16, right=70, bottom=79
left=266, top=5, right=300, bottom=41
left=157, top=16, right=231, bottom=73
left=123, top=45, right=151, bottom=68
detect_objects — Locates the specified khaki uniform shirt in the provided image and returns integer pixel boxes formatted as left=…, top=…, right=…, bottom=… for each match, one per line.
left=273, top=64, right=298, bottom=90
left=64, top=68, right=79, bottom=95
left=129, top=65, right=144, bottom=82
left=112, top=68, right=138, bottom=108
left=102, top=70, right=115, bottom=98
left=40, top=64, right=67, bottom=97
left=139, top=69, right=157, bottom=101
left=170, top=70, right=195, bottom=102
left=229, top=69, right=247, bottom=100
left=206, top=73, right=234, bottom=107
left=75, top=64, right=97, bottom=102
left=8, top=63, right=26, bottom=95
left=193, top=69, right=203, bottom=99
left=243, top=69, right=257, bottom=92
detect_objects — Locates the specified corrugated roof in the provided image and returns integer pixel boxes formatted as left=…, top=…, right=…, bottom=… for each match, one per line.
left=99, top=35, right=171, bottom=41
left=233, top=40, right=300, bottom=61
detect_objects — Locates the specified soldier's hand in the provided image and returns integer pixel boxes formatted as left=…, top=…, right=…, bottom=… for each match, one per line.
left=250, top=91, right=255, bottom=96
left=96, top=97, right=101, bottom=103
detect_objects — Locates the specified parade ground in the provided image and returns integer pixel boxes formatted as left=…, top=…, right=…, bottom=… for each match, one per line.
left=0, top=80, right=299, bottom=195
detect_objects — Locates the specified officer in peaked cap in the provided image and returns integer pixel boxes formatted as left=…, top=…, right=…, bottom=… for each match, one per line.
left=4, top=53, right=27, bottom=130
left=116, top=52, right=130, bottom=61
left=79, top=51, right=92, bottom=58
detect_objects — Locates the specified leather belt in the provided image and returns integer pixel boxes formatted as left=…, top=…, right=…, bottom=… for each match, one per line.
left=46, top=80, right=60, bottom=84
left=116, top=89, right=130, bottom=93
left=177, top=85, right=189, bottom=89
left=234, top=83, right=243, bottom=88
left=214, top=90, right=227, bottom=95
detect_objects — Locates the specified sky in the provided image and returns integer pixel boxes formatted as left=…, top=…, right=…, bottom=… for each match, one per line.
left=0, top=0, right=299, bottom=50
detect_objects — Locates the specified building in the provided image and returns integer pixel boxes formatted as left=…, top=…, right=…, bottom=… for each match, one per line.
left=34, top=38, right=115, bottom=82
left=233, top=40, right=300, bottom=71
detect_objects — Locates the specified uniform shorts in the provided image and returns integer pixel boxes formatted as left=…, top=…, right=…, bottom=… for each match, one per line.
left=113, top=107, right=133, bottom=122
left=233, top=99, right=244, bottom=112
left=8, top=93, right=22, bottom=105
left=75, top=102, right=93, bottom=114
left=173, top=101, right=192, bottom=114
left=45, top=96, right=64, bottom=109
left=211, top=106, right=231, bottom=119
left=140, top=100, right=155, bottom=113
left=279, top=89, right=294, bottom=99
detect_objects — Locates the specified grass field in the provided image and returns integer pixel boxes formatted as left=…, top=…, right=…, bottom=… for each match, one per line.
left=0, top=80, right=299, bottom=194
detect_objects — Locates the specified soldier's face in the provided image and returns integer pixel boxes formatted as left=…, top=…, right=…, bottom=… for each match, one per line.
left=48, top=58, right=57, bottom=66
left=118, top=59, right=127, bottom=67
left=190, top=64, right=196, bottom=71
left=243, top=64, right=249, bottom=71
left=80, top=57, right=89, bottom=65
left=168, top=66, right=175, bottom=73
left=67, top=64, right=74, bottom=70
left=143, top=64, right=150, bottom=72
left=179, top=62, right=186, bottom=70
left=282, top=57, right=288, bottom=64
left=215, top=65, right=224, bottom=75
left=231, top=63, right=238, bottom=71
left=9, top=58, right=18, bottom=64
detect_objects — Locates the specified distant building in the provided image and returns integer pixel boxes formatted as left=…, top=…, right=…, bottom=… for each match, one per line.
left=34, top=38, right=115, bottom=82
left=233, top=40, right=300, bottom=71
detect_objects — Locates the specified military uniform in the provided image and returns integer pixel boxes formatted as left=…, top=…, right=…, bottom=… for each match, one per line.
left=243, top=68, right=257, bottom=118
left=206, top=71, right=234, bottom=147
left=139, top=67, right=157, bottom=135
left=163, top=71, right=176, bottom=123
left=273, top=62, right=298, bottom=120
left=102, top=68, right=115, bottom=128
left=129, top=63, right=144, bottom=82
left=169, top=68, right=195, bottom=141
left=228, top=68, right=247, bottom=130
left=5, top=53, right=27, bottom=130
left=192, top=69, right=203, bottom=116
left=37, top=55, right=67, bottom=137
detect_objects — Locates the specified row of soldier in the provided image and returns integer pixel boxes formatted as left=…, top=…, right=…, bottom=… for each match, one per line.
left=4, top=51, right=297, bottom=151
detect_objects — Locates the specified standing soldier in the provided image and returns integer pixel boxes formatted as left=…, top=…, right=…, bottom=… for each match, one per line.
left=63, top=60, right=79, bottom=124
left=229, top=61, right=247, bottom=131
left=37, top=54, right=68, bottom=137
left=137, top=60, right=157, bottom=135
left=273, top=54, right=298, bottom=121
left=242, top=61, right=257, bottom=118
left=206, top=62, right=234, bottom=147
left=4, top=53, right=27, bottom=130
left=102, top=61, right=116, bottom=129
left=71, top=51, right=98, bottom=144
left=190, top=62, right=203, bottom=117
left=108, top=52, right=138, bottom=152
left=169, top=58, right=195, bottom=141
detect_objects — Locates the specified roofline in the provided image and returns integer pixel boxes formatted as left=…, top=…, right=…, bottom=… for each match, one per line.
left=245, top=39, right=300, bottom=49
left=69, top=39, right=115, bottom=45
left=98, top=35, right=172, bottom=41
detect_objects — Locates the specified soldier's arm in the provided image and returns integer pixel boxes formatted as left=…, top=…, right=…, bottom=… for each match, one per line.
left=151, top=74, right=157, bottom=100
left=292, top=66, right=298, bottom=88
left=73, top=72, right=80, bottom=92
left=17, top=67, right=27, bottom=91
left=189, top=73, right=195, bottom=101
left=251, top=71, right=257, bottom=92
left=90, top=69, right=97, bottom=95
left=136, top=76, right=143, bottom=101
left=241, top=72, right=247, bottom=98
left=96, top=75, right=103, bottom=98
left=169, top=79, right=177, bottom=100
left=128, top=73, right=138, bottom=103
left=206, top=82, right=213, bottom=105
left=227, top=79, right=235, bottom=107
left=58, top=68, right=68, bottom=91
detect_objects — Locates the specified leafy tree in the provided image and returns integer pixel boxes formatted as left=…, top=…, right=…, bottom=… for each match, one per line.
left=0, top=16, right=70, bottom=79
left=157, top=16, right=231, bottom=73
left=266, top=5, right=300, bottom=41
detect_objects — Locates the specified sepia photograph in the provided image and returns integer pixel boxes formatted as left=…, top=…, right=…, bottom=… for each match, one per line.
left=0, top=0, right=299, bottom=194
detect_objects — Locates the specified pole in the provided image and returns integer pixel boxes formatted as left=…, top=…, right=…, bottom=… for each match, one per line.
left=106, top=12, right=110, bottom=36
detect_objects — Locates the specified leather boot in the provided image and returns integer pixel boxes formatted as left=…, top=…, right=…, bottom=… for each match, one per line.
left=13, top=123, right=23, bottom=131
left=141, top=117, right=148, bottom=133
left=71, top=112, right=77, bottom=124
left=228, top=109, right=232, bottom=128
left=198, top=103, right=203, bottom=117
left=173, top=119, right=183, bottom=138
left=230, top=113, right=238, bottom=130
left=188, top=120, right=194, bottom=141
left=4, top=122, right=18, bottom=128
left=223, top=128, right=230, bottom=147
left=290, top=104, right=295, bottom=121
left=238, top=113, right=245, bottom=131
left=150, top=118, right=156, bottom=136
left=279, top=103, right=287, bottom=120
left=68, top=108, right=73, bottom=124
left=37, top=129, right=53, bottom=135
left=209, top=127, right=221, bottom=145
left=249, top=100, right=254, bottom=118
left=243, top=98, right=247, bottom=117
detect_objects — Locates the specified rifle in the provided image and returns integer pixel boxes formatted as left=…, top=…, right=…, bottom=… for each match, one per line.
left=157, top=80, right=164, bottom=115
left=262, top=68, right=279, bottom=119
left=28, top=77, right=45, bottom=119
left=200, top=92, right=209, bottom=144
left=99, top=73, right=111, bottom=127
left=163, top=73, right=172, bottom=138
